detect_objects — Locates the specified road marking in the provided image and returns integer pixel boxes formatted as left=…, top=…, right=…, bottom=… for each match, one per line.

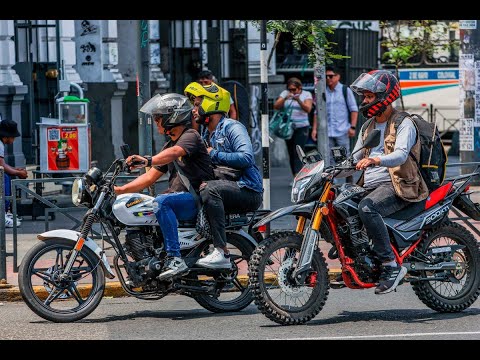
left=277, top=331, right=480, bottom=340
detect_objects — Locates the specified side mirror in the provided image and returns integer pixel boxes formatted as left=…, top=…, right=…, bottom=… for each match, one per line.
left=120, top=144, right=132, bottom=159
left=331, top=146, right=347, bottom=163
left=296, top=145, right=306, bottom=162
left=363, top=129, right=381, bottom=149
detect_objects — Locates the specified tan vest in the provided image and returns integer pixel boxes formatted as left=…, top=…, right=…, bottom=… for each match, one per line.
left=359, top=109, right=429, bottom=202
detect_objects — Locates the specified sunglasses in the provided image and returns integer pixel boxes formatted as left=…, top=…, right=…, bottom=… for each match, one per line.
left=288, top=87, right=298, bottom=92
left=326, top=74, right=336, bottom=79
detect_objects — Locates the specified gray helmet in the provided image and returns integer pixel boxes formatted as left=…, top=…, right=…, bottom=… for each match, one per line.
left=140, top=93, right=193, bottom=130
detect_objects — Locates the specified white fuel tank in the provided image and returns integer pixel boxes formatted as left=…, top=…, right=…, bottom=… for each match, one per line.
left=113, top=193, right=159, bottom=226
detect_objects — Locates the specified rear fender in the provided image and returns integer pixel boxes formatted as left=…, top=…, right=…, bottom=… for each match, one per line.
left=37, top=229, right=115, bottom=279
left=253, top=202, right=316, bottom=228
left=226, top=228, right=258, bottom=247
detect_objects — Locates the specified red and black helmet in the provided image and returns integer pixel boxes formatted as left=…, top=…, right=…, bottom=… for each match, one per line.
left=350, top=70, right=401, bottom=118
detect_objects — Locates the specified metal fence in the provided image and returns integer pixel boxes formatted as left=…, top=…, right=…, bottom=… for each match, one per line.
left=1, top=173, right=165, bottom=280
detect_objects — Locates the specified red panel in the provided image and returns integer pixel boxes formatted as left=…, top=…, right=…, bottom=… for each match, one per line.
left=425, top=182, right=453, bottom=210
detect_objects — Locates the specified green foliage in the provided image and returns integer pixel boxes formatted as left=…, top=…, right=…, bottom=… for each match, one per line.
left=250, top=20, right=348, bottom=65
left=380, top=20, right=459, bottom=68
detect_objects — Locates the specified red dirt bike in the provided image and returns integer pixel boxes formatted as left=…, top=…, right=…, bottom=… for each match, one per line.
left=248, top=129, right=480, bottom=325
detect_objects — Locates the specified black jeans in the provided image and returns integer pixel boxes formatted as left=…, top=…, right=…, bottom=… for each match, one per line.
left=357, top=183, right=409, bottom=263
left=200, top=180, right=263, bottom=248
left=286, top=126, right=309, bottom=176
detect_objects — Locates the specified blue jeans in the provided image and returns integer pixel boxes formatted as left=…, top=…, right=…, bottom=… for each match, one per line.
left=153, top=192, right=198, bottom=258
left=4, top=172, right=11, bottom=211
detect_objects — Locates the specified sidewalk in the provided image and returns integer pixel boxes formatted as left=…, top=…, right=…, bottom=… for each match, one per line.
left=2, top=160, right=480, bottom=301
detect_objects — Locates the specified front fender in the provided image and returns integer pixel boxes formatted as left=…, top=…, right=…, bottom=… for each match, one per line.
left=253, top=202, right=316, bottom=228
left=37, top=229, right=115, bottom=279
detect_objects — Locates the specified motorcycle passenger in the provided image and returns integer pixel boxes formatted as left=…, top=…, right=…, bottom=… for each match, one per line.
left=350, top=70, right=428, bottom=294
left=184, top=82, right=263, bottom=268
left=114, top=93, right=215, bottom=280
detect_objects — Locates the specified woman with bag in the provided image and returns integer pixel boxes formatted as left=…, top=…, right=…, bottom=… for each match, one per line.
left=273, top=77, right=313, bottom=177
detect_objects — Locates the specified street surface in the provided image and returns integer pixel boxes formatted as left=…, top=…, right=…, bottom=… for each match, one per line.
left=1, top=284, right=479, bottom=340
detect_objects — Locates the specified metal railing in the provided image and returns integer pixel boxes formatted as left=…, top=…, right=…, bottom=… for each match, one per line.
left=1, top=172, right=166, bottom=280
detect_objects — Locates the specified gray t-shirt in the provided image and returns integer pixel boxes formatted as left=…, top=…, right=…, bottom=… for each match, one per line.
left=352, top=117, right=417, bottom=189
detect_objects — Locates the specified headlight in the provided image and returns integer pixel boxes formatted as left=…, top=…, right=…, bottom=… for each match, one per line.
left=72, top=178, right=87, bottom=207
left=291, top=177, right=312, bottom=203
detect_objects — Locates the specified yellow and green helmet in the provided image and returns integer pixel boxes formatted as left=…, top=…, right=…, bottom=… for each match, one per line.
left=184, top=81, right=230, bottom=117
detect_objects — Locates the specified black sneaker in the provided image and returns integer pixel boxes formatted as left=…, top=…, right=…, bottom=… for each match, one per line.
left=375, top=265, right=407, bottom=295
left=330, top=273, right=346, bottom=289
left=157, top=257, right=189, bottom=280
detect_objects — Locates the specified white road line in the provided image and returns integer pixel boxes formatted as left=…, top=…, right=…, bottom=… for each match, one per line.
left=275, top=331, right=480, bottom=340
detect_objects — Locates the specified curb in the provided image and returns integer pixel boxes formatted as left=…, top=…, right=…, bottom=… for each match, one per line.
left=0, top=269, right=342, bottom=302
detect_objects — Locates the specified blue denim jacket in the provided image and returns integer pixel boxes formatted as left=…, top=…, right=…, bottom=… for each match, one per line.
left=203, top=117, right=263, bottom=194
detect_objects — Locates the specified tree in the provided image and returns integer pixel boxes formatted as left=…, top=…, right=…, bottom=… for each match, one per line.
left=251, top=20, right=347, bottom=67
left=380, top=20, right=460, bottom=110
left=250, top=20, right=348, bottom=165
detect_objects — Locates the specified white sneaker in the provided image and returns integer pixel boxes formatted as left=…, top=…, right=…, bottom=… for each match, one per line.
left=196, top=248, right=232, bottom=269
left=6, top=212, right=23, bottom=221
left=4, top=214, right=21, bottom=228
left=157, top=257, right=189, bottom=280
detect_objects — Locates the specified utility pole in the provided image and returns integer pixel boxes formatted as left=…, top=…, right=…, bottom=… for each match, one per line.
left=260, top=20, right=270, bottom=210
left=137, top=20, right=154, bottom=195
left=459, top=20, right=480, bottom=185
left=314, top=49, right=330, bottom=166
left=0, top=167, right=6, bottom=281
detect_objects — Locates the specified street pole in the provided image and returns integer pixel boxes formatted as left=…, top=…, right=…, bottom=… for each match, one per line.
left=314, top=48, right=330, bottom=166
left=260, top=20, right=270, bottom=210
left=137, top=20, right=154, bottom=195
left=0, top=166, right=6, bottom=281
left=459, top=20, right=480, bottom=185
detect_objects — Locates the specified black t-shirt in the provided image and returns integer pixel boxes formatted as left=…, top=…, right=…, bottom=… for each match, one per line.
left=154, top=128, right=214, bottom=193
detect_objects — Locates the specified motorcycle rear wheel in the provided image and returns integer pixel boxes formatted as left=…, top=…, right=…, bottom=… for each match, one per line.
left=248, top=231, right=330, bottom=325
left=191, top=233, right=255, bottom=313
left=18, top=238, right=105, bottom=323
left=411, top=221, right=480, bottom=312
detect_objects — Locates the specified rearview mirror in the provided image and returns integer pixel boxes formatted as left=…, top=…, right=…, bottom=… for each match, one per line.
left=363, top=129, right=381, bottom=149
left=296, top=145, right=306, bottom=162
left=120, top=144, right=132, bottom=159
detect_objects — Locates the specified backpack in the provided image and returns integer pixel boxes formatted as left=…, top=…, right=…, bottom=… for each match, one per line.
left=361, top=111, right=447, bottom=192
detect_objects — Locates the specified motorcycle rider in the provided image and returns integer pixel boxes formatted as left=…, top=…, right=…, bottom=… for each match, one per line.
left=114, top=93, right=215, bottom=280
left=349, top=70, right=429, bottom=294
left=184, top=82, right=263, bottom=268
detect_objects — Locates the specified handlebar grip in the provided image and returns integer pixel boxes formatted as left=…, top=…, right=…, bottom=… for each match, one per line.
left=130, top=160, right=145, bottom=166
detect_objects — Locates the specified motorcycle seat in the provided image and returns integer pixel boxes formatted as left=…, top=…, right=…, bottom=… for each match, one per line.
left=387, top=182, right=453, bottom=221
left=178, top=213, right=250, bottom=228
left=387, top=200, right=426, bottom=220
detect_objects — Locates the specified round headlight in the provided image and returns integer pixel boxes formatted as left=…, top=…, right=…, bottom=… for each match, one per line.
left=72, top=178, right=86, bottom=206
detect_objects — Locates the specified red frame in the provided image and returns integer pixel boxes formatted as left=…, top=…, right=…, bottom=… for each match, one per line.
left=325, top=190, right=424, bottom=289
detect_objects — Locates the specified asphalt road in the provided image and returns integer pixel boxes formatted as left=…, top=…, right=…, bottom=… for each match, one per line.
left=1, top=284, right=479, bottom=340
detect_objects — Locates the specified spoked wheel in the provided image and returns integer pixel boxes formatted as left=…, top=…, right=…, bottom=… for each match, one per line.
left=248, top=231, right=329, bottom=325
left=191, top=233, right=254, bottom=313
left=412, top=222, right=480, bottom=312
left=18, top=238, right=105, bottom=322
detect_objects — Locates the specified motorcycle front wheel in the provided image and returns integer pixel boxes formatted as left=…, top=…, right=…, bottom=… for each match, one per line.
left=191, top=233, right=255, bottom=313
left=18, top=238, right=105, bottom=323
left=248, top=231, right=330, bottom=325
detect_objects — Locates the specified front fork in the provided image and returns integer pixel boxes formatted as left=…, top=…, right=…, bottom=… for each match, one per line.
left=292, top=183, right=331, bottom=284
left=60, top=191, right=106, bottom=280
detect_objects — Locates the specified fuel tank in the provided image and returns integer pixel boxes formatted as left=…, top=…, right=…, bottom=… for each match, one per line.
left=113, top=193, right=159, bottom=226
